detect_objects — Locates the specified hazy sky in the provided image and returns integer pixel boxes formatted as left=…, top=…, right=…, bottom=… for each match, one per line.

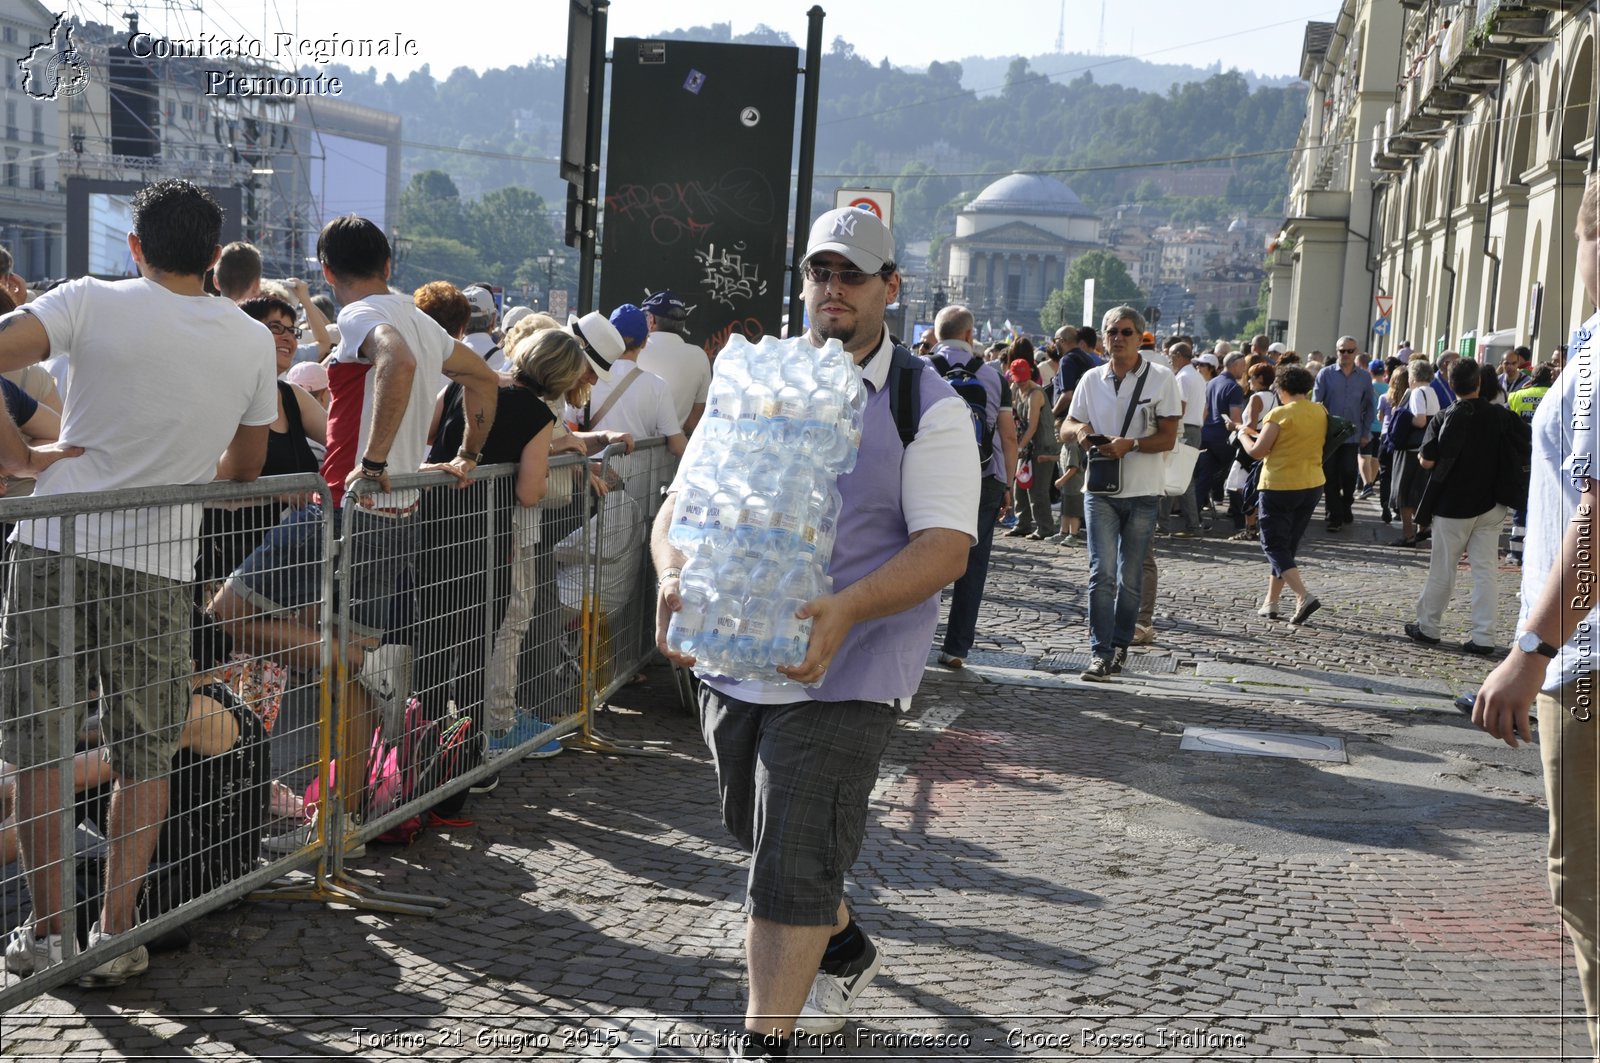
left=101, top=1, right=1338, bottom=83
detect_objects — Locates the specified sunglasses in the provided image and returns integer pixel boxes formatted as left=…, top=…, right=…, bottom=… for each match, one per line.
left=265, top=322, right=303, bottom=339
left=1337, top=347, right=1357, bottom=354
left=1107, top=327, right=1139, bottom=338
left=803, top=263, right=886, bottom=287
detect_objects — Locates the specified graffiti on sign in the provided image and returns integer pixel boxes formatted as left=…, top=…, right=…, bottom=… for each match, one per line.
left=603, top=168, right=776, bottom=249
left=695, top=242, right=767, bottom=308
left=703, top=316, right=765, bottom=358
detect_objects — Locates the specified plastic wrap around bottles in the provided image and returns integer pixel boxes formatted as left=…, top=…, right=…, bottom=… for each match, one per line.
left=666, top=335, right=861, bottom=681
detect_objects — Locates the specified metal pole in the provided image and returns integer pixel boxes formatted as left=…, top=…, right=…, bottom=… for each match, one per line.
left=579, top=0, right=610, bottom=314
left=788, top=6, right=826, bottom=336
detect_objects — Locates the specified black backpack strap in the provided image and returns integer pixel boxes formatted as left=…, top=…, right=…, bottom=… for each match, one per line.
left=887, top=344, right=923, bottom=449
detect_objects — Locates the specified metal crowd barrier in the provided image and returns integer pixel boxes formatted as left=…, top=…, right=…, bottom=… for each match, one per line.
left=0, top=475, right=332, bottom=1008
left=0, top=440, right=679, bottom=1007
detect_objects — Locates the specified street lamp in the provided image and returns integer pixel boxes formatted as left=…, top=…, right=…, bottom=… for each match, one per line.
left=536, top=248, right=565, bottom=310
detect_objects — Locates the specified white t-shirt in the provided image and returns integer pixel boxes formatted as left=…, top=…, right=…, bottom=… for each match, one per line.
left=14, top=277, right=278, bottom=581
left=636, top=331, right=712, bottom=428
left=1066, top=354, right=1184, bottom=499
left=331, top=293, right=456, bottom=510
left=464, top=331, right=505, bottom=372
left=563, top=360, right=683, bottom=441
left=1408, top=385, right=1440, bottom=418
left=1523, top=312, right=1600, bottom=692
left=1174, top=363, right=1206, bottom=428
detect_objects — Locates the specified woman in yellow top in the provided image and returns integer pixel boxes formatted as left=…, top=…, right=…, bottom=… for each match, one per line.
left=1239, top=365, right=1326, bottom=625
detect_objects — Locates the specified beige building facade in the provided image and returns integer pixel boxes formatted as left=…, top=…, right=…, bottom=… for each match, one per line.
left=1278, top=1, right=1595, bottom=363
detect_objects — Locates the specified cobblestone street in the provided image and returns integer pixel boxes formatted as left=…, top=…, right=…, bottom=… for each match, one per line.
left=3, top=496, right=1591, bottom=1060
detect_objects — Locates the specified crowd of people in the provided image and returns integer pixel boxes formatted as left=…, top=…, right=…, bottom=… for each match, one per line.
left=0, top=180, right=711, bottom=993
left=919, top=314, right=1560, bottom=675
left=0, top=176, right=1592, bottom=1063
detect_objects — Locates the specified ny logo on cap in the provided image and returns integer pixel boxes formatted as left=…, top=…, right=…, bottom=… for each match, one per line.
left=832, top=213, right=859, bottom=237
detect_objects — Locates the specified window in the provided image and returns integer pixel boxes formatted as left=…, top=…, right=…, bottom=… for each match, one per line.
left=2, top=27, right=15, bottom=44
left=181, top=103, right=193, bottom=121
left=165, top=101, right=175, bottom=121
left=69, top=93, right=85, bottom=114
left=5, top=102, right=16, bottom=142
left=30, top=104, right=41, bottom=144
left=30, top=161, right=43, bottom=190
left=6, top=150, right=18, bottom=187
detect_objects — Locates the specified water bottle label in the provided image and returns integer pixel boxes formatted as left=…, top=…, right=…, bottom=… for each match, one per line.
left=775, top=396, right=807, bottom=421
left=740, top=615, right=773, bottom=641
left=714, top=615, right=740, bottom=639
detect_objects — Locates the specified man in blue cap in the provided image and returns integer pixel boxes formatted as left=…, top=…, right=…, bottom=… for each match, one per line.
left=637, top=289, right=711, bottom=436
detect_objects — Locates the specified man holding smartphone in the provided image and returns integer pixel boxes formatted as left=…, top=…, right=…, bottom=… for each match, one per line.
left=1062, top=305, right=1182, bottom=682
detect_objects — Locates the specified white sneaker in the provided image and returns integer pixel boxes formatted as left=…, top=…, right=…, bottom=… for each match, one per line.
left=4, top=924, right=64, bottom=975
left=793, top=934, right=881, bottom=1036
left=76, top=926, right=148, bottom=988
left=260, top=810, right=366, bottom=859
left=358, top=644, right=413, bottom=734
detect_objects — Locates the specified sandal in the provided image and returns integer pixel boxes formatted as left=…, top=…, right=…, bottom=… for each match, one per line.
left=1391, top=535, right=1419, bottom=547
left=1228, top=529, right=1256, bottom=541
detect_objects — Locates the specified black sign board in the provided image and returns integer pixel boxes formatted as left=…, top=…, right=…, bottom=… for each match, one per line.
left=600, top=38, right=798, bottom=355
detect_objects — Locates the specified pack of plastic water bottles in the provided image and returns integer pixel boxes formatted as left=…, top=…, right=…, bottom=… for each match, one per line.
left=665, top=335, right=865, bottom=680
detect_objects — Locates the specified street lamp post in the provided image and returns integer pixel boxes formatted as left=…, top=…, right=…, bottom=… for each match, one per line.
left=536, top=248, right=565, bottom=311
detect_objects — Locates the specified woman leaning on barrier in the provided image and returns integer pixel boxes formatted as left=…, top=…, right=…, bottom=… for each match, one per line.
left=414, top=327, right=625, bottom=793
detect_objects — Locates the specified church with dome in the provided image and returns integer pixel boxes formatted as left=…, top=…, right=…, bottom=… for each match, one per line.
left=945, top=172, right=1102, bottom=333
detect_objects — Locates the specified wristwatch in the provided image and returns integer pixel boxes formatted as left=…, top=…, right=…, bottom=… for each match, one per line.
left=1517, top=631, right=1559, bottom=658
left=456, top=447, right=483, bottom=464
left=1131, top=438, right=1141, bottom=452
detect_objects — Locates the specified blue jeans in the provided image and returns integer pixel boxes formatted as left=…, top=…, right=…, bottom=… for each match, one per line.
left=941, top=476, right=1006, bottom=658
left=1084, top=493, right=1160, bottom=659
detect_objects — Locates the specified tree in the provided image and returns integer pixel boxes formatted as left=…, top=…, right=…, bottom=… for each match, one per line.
left=398, top=170, right=466, bottom=240
left=394, top=235, right=483, bottom=290
left=467, top=186, right=557, bottom=280
left=1041, top=251, right=1146, bottom=333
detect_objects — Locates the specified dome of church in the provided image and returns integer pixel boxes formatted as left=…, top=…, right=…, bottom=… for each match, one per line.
left=965, top=172, right=1097, bottom=218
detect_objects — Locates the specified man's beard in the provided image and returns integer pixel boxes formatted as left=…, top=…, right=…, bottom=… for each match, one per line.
left=811, top=320, right=857, bottom=345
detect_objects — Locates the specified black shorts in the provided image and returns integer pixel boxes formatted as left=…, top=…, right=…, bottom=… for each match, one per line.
left=700, top=686, right=896, bottom=925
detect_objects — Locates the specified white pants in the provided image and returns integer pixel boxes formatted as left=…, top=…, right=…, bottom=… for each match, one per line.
left=1413, top=504, right=1506, bottom=645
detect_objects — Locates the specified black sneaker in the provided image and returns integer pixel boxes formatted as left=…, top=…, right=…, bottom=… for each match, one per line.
left=1460, top=641, right=1496, bottom=656
left=469, top=772, right=500, bottom=795
left=1080, top=657, right=1114, bottom=682
left=1109, top=647, right=1128, bottom=674
left=1405, top=622, right=1441, bottom=646
left=794, top=933, right=881, bottom=1035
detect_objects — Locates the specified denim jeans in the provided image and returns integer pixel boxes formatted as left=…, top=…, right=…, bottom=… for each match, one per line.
left=1084, top=493, right=1160, bottom=659
left=941, top=476, right=1007, bottom=658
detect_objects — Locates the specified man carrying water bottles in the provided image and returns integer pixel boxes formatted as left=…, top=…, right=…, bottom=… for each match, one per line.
left=649, top=206, right=979, bottom=1060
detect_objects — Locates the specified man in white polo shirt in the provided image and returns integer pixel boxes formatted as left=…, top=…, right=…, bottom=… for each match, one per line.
left=1062, top=305, right=1182, bottom=681
left=636, top=289, right=711, bottom=437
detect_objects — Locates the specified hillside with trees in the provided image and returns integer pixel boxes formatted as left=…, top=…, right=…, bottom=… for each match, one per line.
left=327, top=24, right=1304, bottom=298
